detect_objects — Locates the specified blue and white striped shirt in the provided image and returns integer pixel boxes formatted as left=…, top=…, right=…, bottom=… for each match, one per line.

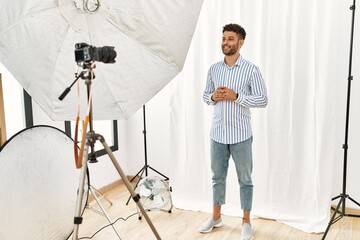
left=203, top=55, right=268, bottom=144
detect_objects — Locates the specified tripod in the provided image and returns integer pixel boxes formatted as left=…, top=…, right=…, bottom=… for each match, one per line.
left=322, top=1, right=360, bottom=239
left=59, top=63, right=161, bottom=240
left=126, top=105, right=169, bottom=205
left=80, top=87, right=114, bottom=219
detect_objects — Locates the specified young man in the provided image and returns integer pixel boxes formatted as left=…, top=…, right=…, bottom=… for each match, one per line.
left=200, top=23, right=268, bottom=240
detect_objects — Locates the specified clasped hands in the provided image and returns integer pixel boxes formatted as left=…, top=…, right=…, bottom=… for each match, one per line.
left=211, top=87, right=238, bottom=102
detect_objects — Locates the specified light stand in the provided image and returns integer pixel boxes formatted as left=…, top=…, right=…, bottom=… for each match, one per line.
left=86, top=184, right=113, bottom=214
left=322, top=1, right=360, bottom=239
left=59, top=63, right=161, bottom=240
left=84, top=168, right=122, bottom=239
left=126, top=105, right=169, bottom=205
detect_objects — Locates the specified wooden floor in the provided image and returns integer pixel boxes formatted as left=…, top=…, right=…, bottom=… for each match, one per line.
left=70, top=181, right=360, bottom=240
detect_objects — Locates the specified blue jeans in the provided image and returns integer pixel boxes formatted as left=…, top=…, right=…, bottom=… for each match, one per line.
left=211, top=137, right=253, bottom=211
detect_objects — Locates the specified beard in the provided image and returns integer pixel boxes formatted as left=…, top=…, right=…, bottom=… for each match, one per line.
left=222, top=43, right=239, bottom=56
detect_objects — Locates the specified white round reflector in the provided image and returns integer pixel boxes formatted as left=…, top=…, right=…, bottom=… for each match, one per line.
left=0, top=125, right=86, bottom=240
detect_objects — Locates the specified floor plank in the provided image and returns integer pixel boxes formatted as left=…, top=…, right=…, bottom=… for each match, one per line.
left=69, top=182, right=360, bottom=240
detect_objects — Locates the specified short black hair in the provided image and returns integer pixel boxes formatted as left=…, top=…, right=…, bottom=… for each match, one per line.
left=222, top=23, right=246, bottom=40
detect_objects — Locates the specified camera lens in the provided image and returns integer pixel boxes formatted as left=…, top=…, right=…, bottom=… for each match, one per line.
left=96, top=47, right=117, bottom=63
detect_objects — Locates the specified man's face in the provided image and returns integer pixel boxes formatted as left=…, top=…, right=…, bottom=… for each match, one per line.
left=221, top=31, right=244, bottom=56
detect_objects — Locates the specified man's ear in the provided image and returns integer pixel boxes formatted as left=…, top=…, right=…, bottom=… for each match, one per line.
left=239, top=38, right=245, bottom=47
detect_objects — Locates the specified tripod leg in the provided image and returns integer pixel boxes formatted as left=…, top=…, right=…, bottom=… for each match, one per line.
left=72, top=144, right=90, bottom=240
left=89, top=185, right=113, bottom=207
left=89, top=186, right=122, bottom=239
left=126, top=167, right=146, bottom=205
left=129, top=166, right=146, bottom=183
left=99, top=137, right=162, bottom=240
left=348, top=195, right=360, bottom=208
left=148, top=165, right=169, bottom=180
left=346, top=196, right=360, bottom=218
left=322, top=196, right=345, bottom=240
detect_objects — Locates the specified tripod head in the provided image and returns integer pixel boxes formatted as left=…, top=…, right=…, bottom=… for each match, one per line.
left=58, top=43, right=117, bottom=167
left=58, top=61, right=99, bottom=165
left=77, top=61, right=98, bottom=163
left=78, top=62, right=96, bottom=81
left=57, top=62, right=96, bottom=101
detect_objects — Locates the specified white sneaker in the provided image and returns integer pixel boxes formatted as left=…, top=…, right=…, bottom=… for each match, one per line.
left=241, top=223, right=253, bottom=240
left=198, top=217, right=223, bottom=233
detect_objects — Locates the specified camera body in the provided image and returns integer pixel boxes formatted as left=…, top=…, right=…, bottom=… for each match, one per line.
left=74, top=43, right=116, bottom=64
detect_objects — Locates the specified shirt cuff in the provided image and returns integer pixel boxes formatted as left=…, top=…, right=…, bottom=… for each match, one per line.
left=235, top=93, right=244, bottom=104
left=209, top=94, right=215, bottom=103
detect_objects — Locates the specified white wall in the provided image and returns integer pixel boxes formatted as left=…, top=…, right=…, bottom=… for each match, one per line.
left=124, top=85, right=172, bottom=180
left=1, top=64, right=24, bottom=138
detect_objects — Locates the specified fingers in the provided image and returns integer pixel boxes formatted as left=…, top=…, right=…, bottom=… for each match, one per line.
left=213, top=88, right=227, bottom=101
left=214, top=87, right=236, bottom=101
left=216, top=87, right=227, bottom=94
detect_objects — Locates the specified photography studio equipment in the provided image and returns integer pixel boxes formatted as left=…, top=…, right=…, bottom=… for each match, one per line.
left=0, top=0, right=205, bottom=121
left=126, top=105, right=170, bottom=206
left=0, top=125, right=88, bottom=240
left=322, top=1, right=360, bottom=239
left=59, top=44, right=161, bottom=240
left=0, top=1, right=204, bottom=238
left=64, top=46, right=122, bottom=238
left=74, top=42, right=116, bottom=64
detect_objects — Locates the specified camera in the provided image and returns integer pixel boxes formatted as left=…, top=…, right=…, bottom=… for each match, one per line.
left=74, top=43, right=117, bottom=64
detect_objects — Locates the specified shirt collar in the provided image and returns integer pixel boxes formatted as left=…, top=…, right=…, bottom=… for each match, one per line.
left=222, top=54, right=243, bottom=67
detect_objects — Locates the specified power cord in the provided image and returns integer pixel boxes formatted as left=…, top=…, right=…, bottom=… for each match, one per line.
left=77, top=211, right=139, bottom=239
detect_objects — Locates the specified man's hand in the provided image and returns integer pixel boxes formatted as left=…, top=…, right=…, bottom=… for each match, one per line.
left=211, top=87, right=238, bottom=102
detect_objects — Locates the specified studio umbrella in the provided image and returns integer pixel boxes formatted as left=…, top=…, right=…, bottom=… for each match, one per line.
left=0, top=0, right=204, bottom=120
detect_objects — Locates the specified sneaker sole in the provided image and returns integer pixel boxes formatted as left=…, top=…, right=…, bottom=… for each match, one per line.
left=241, top=236, right=253, bottom=240
left=199, top=222, right=223, bottom=233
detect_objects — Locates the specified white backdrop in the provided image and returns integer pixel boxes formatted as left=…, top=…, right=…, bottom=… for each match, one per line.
left=164, top=0, right=360, bottom=233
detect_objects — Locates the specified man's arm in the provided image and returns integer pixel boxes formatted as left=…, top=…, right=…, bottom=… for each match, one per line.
left=235, top=66, right=268, bottom=108
left=203, top=70, right=216, bottom=105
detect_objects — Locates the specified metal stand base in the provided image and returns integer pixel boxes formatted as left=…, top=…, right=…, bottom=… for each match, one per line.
left=321, top=194, right=360, bottom=239
left=86, top=185, right=122, bottom=239
left=72, top=132, right=161, bottom=240
left=86, top=185, right=113, bottom=214
left=126, top=105, right=169, bottom=206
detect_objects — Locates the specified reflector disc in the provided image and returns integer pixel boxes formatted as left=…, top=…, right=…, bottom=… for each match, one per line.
left=0, top=125, right=86, bottom=240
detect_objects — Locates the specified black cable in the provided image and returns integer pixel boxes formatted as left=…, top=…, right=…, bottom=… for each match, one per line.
left=77, top=212, right=139, bottom=240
